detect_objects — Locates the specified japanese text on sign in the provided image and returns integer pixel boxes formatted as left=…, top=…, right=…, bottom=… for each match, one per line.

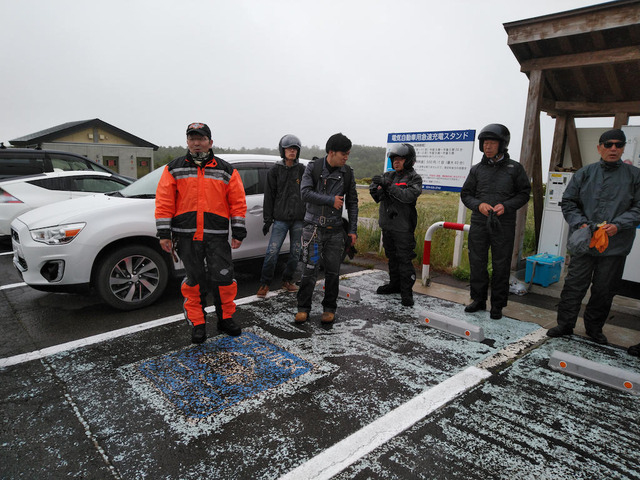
left=386, top=129, right=475, bottom=192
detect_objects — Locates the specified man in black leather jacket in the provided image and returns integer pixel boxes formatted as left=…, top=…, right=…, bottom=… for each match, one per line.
left=295, top=133, right=358, bottom=325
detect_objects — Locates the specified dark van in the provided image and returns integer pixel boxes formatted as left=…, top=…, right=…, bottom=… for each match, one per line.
left=0, top=146, right=132, bottom=182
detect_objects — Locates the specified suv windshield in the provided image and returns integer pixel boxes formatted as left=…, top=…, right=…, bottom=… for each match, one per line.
left=117, top=167, right=164, bottom=197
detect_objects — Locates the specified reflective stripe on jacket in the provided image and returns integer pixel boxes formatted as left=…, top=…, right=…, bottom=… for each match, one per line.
left=155, top=152, right=247, bottom=241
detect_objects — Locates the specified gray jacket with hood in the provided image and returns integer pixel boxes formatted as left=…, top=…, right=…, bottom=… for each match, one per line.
left=562, top=158, right=640, bottom=256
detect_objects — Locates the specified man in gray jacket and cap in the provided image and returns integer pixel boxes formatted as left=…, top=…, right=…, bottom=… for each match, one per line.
left=547, top=129, right=640, bottom=345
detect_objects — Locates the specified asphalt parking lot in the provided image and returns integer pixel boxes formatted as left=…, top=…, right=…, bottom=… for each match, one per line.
left=2, top=247, right=640, bottom=480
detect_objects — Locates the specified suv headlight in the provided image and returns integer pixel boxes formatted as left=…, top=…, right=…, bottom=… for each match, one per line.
left=30, top=223, right=86, bottom=245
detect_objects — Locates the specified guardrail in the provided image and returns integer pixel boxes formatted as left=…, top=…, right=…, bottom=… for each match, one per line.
left=422, top=221, right=470, bottom=286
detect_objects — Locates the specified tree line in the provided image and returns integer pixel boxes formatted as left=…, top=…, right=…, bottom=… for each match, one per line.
left=154, top=144, right=387, bottom=180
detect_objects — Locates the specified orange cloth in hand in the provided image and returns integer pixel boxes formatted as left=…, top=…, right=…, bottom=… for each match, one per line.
left=589, top=226, right=609, bottom=253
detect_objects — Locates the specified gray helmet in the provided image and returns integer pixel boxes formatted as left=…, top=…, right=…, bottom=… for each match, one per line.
left=478, top=124, right=510, bottom=153
left=278, top=134, right=301, bottom=159
left=388, top=143, right=416, bottom=169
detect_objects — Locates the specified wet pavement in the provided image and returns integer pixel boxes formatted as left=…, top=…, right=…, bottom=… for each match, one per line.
left=2, top=266, right=640, bottom=479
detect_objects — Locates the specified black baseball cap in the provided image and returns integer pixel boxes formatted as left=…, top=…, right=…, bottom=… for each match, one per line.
left=186, top=122, right=212, bottom=138
left=599, top=128, right=626, bottom=144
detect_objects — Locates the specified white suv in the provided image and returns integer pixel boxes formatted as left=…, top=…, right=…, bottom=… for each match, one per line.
left=11, top=154, right=307, bottom=310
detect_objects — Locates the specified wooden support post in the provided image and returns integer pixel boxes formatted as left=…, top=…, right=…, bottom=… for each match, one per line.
left=566, top=117, right=582, bottom=170
left=513, top=69, right=543, bottom=270
left=550, top=115, right=568, bottom=172
left=532, top=125, right=544, bottom=249
left=614, top=113, right=629, bottom=128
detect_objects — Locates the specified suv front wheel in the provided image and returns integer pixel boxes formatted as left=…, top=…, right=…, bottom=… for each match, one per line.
left=95, top=244, right=169, bottom=310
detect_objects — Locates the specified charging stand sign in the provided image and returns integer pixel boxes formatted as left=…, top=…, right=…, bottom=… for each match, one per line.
left=385, top=129, right=475, bottom=192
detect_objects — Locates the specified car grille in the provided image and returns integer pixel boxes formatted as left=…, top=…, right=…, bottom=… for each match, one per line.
left=11, top=228, right=20, bottom=244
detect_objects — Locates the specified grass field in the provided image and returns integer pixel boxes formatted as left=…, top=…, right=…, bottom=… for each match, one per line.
left=354, top=188, right=536, bottom=280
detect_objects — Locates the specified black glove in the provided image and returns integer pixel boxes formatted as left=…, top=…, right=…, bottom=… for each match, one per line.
left=486, top=210, right=503, bottom=236
left=372, top=175, right=382, bottom=185
left=262, top=221, right=272, bottom=236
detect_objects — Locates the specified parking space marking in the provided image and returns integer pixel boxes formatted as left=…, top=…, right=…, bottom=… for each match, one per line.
left=0, top=281, right=26, bottom=290
left=0, top=315, right=183, bottom=368
left=279, top=327, right=550, bottom=480
left=0, top=272, right=367, bottom=369
left=279, top=366, right=492, bottom=480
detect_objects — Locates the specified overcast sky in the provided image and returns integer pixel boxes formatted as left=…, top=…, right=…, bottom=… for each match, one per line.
left=0, top=0, right=627, bottom=166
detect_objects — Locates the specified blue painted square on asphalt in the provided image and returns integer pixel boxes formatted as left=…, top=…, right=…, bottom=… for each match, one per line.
left=137, top=332, right=313, bottom=420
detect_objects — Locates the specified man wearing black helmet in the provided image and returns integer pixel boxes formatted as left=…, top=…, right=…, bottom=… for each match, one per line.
left=461, top=124, right=531, bottom=319
left=547, top=129, right=640, bottom=346
left=370, top=143, right=423, bottom=306
left=256, top=134, right=306, bottom=298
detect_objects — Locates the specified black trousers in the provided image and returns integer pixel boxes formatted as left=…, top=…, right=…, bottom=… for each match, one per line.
left=297, top=225, right=344, bottom=314
left=556, top=254, right=626, bottom=332
left=382, top=229, right=417, bottom=299
left=468, top=220, right=515, bottom=308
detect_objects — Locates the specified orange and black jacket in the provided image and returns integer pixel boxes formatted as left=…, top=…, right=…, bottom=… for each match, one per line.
left=155, top=151, right=247, bottom=241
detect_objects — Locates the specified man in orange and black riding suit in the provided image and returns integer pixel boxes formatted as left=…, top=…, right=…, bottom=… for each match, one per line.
left=155, top=122, right=247, bottom=344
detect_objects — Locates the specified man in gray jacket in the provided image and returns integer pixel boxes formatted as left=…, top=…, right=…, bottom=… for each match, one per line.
left=547, top=129, right=640, bottom=344
left=370, top=143, right=423, bottom=306
left=295, top=133, right=358, bottom=324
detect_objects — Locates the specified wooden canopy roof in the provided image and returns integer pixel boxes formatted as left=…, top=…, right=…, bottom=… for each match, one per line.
left=505, top=0, right=640, bottom=120
left=502, top=0, right=640, bottom=266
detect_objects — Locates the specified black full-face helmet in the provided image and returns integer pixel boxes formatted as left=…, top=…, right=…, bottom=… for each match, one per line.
left=388, top=143, right=416, bottom=169
left=278, top=134, right=302, bottom=159
left=478, top=124, right=510, bottom=153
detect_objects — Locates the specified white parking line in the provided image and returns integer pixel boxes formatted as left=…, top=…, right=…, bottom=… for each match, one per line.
left=0, top=251, right=13, bottom=256
left=278, top=366, right=492, bottom=480
left=0, top=270, right=373, bottom=368
left=0, top=294, right=261, bottom=369
left=0, top=282, right=27, bottom=290
left=278, top=328, right=549, bottom=480
left=0, top=315, right=183, bottom=368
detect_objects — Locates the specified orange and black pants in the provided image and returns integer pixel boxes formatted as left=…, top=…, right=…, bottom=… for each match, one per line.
left=175, top=235, right=237, bottom=325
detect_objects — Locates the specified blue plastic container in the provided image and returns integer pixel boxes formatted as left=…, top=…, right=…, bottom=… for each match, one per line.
left=525, top=253, right=564, bottom=287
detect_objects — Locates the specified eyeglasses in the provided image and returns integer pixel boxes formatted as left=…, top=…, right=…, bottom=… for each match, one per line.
left=601, top=141, right=626, bottom=149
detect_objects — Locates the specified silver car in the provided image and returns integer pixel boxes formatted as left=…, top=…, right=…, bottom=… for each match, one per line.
left=11, top=154, right=305, bottom=310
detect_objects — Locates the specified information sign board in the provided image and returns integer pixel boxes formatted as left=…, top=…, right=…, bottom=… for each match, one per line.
left=386, top=130, right=475, bottom=192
